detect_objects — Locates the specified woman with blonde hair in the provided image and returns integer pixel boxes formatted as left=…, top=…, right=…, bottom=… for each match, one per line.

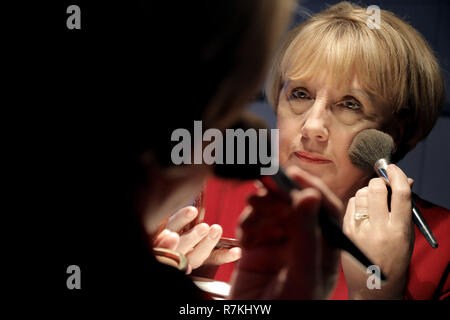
left=202, top=1, right=449, bottom=299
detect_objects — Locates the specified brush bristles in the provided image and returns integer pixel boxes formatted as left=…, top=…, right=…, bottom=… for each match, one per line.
left=348, top=129, right=395, bottom=173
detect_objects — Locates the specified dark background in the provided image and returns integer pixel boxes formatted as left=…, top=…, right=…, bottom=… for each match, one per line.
left=9, top=0, right=447, bottom=308
left=248, top=0, right=450, bottom=209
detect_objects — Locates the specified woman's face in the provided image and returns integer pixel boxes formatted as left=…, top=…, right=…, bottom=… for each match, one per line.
left=277, top=71, right=393, bottom=203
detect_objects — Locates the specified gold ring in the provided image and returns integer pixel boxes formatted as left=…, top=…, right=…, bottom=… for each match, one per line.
left=354, top=212, right=369, bottom=221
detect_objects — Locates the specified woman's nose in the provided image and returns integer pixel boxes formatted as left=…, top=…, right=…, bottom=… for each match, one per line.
left=301, top=101, right=329, bottom=142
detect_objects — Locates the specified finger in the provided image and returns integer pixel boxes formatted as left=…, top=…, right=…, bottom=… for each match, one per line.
left=285, top=166, right=344, bottom=223
left=204, top=247, right=242, bottom=266
left=407, top=178, right=414, bottom=188
left=185, top=264, right=193, bottom=275
left=354, top=188, right=369, bottom=218
left=153, top=216, right=170, bottom=239
left=343, top=197, right=356, bottom=235
left=236, top=205, right=252, bottom=241
left=166, top=206, right=198, bottom=232
left=176, top=223, right=209, bottom=254
left=254, top=185, right=268, bottom=197
left=387, top=164, right=412, bottom=225
left=186, top=224, right=222, bottom=269
left=367, top=178, right=389, bottom=224
left=254, top=180, right=264, bottom=189
left=356, top=186, right=368, bottom=197
left=153, top=229, right=171, bottom=246
left=155, top=231, right=180, bottom=251
left=237, top=205, right=253, bottom=228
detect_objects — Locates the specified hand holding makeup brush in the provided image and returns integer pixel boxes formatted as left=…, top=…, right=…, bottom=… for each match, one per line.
left=153, top=206, right=241, bottom=274
left=342, top=164, right=415, bottom=299
left=230, top=166, right=342, bottom=299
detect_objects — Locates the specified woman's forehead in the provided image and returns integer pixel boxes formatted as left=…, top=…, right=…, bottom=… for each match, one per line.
left=281, top=27, right=388, bottom=99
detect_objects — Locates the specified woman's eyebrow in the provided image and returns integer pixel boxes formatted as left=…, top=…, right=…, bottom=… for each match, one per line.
left=348, top=88, right=373, bottom=102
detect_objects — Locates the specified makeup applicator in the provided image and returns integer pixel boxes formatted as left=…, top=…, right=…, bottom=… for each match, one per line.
left=348, top=129, right=438, bottom=248
left=214, top=113, right=387, bottom=280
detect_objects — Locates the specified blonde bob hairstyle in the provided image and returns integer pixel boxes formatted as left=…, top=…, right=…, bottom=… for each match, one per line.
left=265, top=1, right=445, bottom=162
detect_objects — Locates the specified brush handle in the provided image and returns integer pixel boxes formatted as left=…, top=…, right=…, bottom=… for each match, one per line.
left=375, top=163, right=438, bottom=249
left=411, top=198, right=438, bottom=248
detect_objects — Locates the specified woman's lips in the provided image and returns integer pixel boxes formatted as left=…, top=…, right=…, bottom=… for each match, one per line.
left=294, top=151, right=332, bottom=164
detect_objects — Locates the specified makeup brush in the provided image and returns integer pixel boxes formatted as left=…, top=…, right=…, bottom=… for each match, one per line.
left=214, top=113, right=387, bottom=280
left=348, top=129, right=438, bottom=249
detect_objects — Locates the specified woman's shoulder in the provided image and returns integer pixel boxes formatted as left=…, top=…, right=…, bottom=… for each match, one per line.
left=407, top=194, right=450, bottom=300
left=413, top=194, right=450, bottom=221
left=412, top=193, right=450, bottom=252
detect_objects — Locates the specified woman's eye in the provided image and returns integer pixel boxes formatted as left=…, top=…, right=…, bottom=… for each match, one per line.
left=290, top=88, right=311, bottom=100
left=341, top=100, right=362, bottom=111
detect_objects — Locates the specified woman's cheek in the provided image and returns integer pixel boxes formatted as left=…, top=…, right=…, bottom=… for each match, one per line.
left=278, top=121, right=297, bottom=162
left=278, top=131, right=290, bottom=164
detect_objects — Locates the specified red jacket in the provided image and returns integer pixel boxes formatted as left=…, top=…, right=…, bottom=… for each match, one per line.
left=203, top=177, right=450, bottom=300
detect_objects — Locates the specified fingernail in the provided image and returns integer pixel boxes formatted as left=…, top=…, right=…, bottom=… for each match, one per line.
left=169, top=231, right=179, bottom=239
left=196, top=223, right=209, bottom=236
left=231, top=247, right=241, bottom=258
left=208, top=226, right=221, bottom=239
left=185, top=264, right=192, bottom=275
left=186, top=207, right=197, bottom=218
left=159, top=229, right=170, bottom=237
